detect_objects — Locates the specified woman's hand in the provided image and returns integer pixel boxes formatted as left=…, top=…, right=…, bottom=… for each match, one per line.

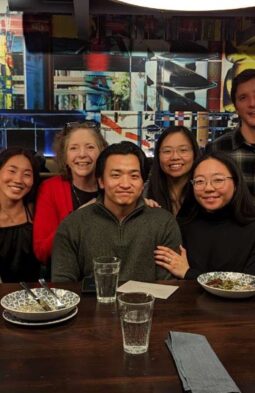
left=154, top=245, right=189, bottom=279
left=144, top=198, right=161, bottom=208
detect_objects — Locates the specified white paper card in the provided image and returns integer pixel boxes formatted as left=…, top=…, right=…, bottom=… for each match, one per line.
left=117, top=280, right=179, bottom=299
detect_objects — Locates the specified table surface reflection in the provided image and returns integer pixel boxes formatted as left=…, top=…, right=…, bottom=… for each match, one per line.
left=0, top=280, right=254, bottom=393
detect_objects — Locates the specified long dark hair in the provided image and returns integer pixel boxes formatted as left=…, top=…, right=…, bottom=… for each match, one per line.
left=147, top=126, right=200, bottom=212
left=184, top=151, right=255, bottom=225
left=0, top=147, right=40, bottom=204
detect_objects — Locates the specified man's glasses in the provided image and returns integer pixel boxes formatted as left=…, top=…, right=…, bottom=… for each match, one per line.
left=64, top=120, right=99, bottom=134
left=191, top=176, right=233, bottom=190
left=160, top=146, right=193, bottom=157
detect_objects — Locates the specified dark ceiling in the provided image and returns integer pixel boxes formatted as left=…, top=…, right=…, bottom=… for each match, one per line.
left=8, top=0, right=157, bottom=15
left=7, top=0, right=255, bottom=40
left=7, top=0, right=255, bottom=15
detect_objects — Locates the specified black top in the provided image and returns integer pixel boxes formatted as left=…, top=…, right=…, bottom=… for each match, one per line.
left=71, top=184, right=98, bottom=210
left=0, top=207, right=40, bottom=282
left=179, top=206, right=255, bottom=279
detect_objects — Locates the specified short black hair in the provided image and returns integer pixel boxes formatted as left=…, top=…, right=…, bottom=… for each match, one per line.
left=231, top=69, right=255, bottom=106
left=95, top=141, right=150, bottom=184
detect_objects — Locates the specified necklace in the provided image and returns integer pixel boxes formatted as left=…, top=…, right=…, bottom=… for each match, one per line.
left=72, top=184, right=82, bottom=207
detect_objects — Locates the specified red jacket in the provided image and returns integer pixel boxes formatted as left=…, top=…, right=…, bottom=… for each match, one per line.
left=33, top=176, right=73, bottom=264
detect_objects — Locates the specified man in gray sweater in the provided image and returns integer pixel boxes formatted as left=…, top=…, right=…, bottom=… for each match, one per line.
left=52, top=141, right=182, bottom=282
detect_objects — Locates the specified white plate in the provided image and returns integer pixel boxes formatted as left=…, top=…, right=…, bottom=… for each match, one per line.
left=0, top=288, right=80, bottom=321
left=3, top=307, right=78, bottom=326
left=197, top=272, right=255, bottom=299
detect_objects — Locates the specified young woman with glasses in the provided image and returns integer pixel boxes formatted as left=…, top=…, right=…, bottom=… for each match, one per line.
left=146, top=126, right=200, bottom=216
left=33, top=121, right=108, bottom=266
left=154, top=151, right=255, bottom=279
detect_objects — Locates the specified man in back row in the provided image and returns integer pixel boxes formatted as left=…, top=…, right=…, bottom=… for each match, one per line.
left=206, top=69, right=255, bottom=197
left=52, top=141, right=182, bottom=282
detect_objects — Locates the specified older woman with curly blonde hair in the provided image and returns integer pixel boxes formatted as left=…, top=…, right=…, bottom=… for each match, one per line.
left=33, top=121, right=107, bottom=266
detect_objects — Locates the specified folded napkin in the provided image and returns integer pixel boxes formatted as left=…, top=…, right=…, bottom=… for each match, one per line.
left=166, top=331, right=241, bottom=393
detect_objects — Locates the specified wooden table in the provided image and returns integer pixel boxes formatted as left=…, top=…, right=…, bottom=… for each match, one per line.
left=0, top=280, right=254, bottom=393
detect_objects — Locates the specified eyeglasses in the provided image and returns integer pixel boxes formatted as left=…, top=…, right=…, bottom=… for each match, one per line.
left=191, top=176, right=233, bottom=190
left=160, top=146, right=193, bottom=157
left=64, top=120, right=99, bottom=134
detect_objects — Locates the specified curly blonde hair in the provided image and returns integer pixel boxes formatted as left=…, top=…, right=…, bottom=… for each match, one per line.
left=53, top=122, right=108, bottom=179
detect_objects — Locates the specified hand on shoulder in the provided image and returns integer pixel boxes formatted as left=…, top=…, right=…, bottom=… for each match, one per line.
left=144, top=198, right=161, bottom=208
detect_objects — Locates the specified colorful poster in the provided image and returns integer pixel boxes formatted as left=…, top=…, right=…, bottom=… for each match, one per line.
left=0, top=11, right=255, bottom=149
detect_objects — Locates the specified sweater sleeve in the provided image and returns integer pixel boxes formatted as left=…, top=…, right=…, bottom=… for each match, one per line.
left=33, top=178, right=72, bottom=264
left=156, top=214, right=183, bottom=280
left=51, top=218, right=82, bottom=282
left=184, top=267, right=201, bottom=280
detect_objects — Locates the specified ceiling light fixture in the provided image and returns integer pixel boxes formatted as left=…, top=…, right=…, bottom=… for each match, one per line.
left=114, top=0, right=255, bottom=11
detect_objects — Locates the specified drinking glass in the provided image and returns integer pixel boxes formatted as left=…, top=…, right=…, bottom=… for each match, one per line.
left=118, top=292, right=155, bottom=354
left=93, top=256, right=121, bottom=303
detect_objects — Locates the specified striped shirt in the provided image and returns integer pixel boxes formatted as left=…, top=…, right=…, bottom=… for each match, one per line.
left=205, top=127, right=255, bottom=196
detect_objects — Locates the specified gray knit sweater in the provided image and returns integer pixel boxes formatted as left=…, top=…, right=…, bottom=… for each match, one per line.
left=52, top=198, right=182, bottom=282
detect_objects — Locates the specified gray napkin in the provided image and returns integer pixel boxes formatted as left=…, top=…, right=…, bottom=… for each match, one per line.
left=166, top=331, right=241, bottom=393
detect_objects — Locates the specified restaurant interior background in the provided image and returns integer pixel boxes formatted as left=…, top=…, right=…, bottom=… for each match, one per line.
left=0, top=0, right=255, bottom=157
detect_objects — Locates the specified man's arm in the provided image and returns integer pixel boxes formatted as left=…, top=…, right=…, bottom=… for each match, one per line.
left=51, top=219, right=81, bottom=282
left=155, top=215, right=182, bottom=280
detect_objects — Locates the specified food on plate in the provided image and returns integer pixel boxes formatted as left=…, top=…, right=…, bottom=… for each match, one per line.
left=1, top=287, right=80, bottom=322
left=205, top=277, right=254, bottom=291
left=16, top=301, right=56, bottom=312
left=16, top=303, right=46, bottom=312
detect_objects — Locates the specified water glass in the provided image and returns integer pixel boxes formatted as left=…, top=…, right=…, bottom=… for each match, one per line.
left=118, top=292, right=155, bottom=355
left=93, top=256, right=121, bottom=303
